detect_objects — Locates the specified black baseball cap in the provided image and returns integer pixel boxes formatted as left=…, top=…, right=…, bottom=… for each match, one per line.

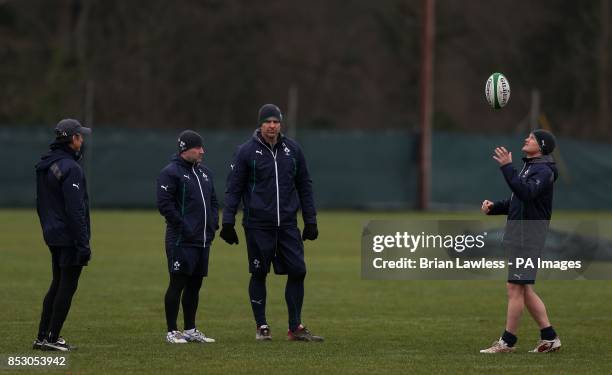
left=55, top=119, right=91, bottom=138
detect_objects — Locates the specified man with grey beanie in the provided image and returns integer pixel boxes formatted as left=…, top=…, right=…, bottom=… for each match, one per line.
left=221, top=104, right=323, bottom=342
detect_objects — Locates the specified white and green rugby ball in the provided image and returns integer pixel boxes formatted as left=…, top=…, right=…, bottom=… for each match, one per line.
left=485, top=72, right=511, bottom=109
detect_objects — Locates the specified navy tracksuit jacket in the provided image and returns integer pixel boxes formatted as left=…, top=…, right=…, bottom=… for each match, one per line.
left=488, top=155, right=559, bottom=249
left=223, top=130, right=316, bottom=228
left=156, top=154, right=219, bottom=248
left=35, top=143, right=91, bottom=260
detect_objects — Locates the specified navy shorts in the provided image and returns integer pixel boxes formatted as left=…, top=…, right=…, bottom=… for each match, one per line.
left=49, top=246, right=90, bottom=267
left=244, top=227, right=306, bottom=276
left=506, top=244, right=540, bottom=285
left=166, top=245, right=210, bottom=277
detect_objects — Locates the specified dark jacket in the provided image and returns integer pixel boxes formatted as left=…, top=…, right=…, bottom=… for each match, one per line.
left=489, top=155, right=559, bottom=248
left=223, top=130, right=317, bottom=228
left=157, top=154, right=219, bottom=248
left=35, top=143, right=91, bottom=258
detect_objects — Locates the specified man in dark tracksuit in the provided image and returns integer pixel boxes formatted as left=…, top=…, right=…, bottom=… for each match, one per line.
left=220, top=104, right=323, bottom=342
left=34, top=119, right=92, bottom=351
left=480, top=129, right=562, bottom=353
left=157, top=130, right=218, bottom=344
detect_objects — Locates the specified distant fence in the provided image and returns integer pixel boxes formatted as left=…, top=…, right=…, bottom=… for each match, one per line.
left=1, top=127, right=611, bottom=210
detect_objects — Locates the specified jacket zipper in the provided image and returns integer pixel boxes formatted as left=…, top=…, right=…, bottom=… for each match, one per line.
left=257, top=139, right=280, bottom=227
left=504, top=162, right=528, bottom=247
left=509, top=162, right=528, bottom=205
left=503, top=162, right=528, bottom=245
left=192, top=166, right=207, bottom=246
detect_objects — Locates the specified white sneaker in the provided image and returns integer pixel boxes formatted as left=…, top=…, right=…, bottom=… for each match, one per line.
left=256, top=325, right=272, bottom=341
left=183, top=329, right=216, bottom=343
left=529, top=337, right=561, bottom=353
left=480, top=338, right=515, bottom=353
left=166, top=330, right=188, bottom=344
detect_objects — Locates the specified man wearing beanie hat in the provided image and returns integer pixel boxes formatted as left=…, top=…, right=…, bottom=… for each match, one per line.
left=156, top=130, right=219, bottom=344
left=34, top=118, right=92, bottom=351
left=480, top=130, right=561, bottom=354
left=532, top=129, right=556, bottom=156
left=221, top=104, right=323, bottom=342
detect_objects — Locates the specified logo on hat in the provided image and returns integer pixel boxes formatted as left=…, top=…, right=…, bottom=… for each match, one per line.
left=55, top=118, right=91, bottom=138
left=532, top=129, right=556, bottom=155
left=177, top=130, right=203, bottom=152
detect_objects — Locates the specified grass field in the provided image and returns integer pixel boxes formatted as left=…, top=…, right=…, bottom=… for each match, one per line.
left=1, top=209, right=612, bottom=374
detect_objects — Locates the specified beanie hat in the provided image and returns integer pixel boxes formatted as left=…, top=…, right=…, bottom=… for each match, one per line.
left=177, top=130, right=203, bottom=153
left=532, top=129, right=556, bottom=155
left=258, top=104, right=283, bottom=124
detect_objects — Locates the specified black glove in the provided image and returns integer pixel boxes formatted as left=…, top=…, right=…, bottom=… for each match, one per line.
left=220, top=223, right=239, bottom=244
left=75, top=244, right=91, bottom=264
left=302, top=223, right=318, bottom=241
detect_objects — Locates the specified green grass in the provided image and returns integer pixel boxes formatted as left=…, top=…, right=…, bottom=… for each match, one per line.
left=1, top=209, right=611, bottom=374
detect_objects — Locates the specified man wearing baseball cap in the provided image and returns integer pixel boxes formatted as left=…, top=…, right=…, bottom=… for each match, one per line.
left=480, top=129, right=561, bottom=353
left=221, top=104, right=323, bottom=342
left=156, top=130, right=219, bottom=344
left=34, top=119, right=92, bottom=351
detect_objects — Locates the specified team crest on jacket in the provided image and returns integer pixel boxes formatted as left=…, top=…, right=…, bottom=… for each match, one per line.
left=173, top=261, right=180, bottom=271
left=522, top=167, right=530, bottom=178
left=198, top=168, right=209, bottom=181
left=282, top=143, right=291, bottom=155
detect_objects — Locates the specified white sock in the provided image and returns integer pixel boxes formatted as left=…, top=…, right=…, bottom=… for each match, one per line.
left=184, top=328, right=196, bottom=334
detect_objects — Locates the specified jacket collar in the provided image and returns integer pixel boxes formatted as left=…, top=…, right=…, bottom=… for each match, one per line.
left=50, top=142, right=80, bottom=160
left=522, top=154, right=559, bottom=181
left=522, top=154, right=555, bottom=164
left=171, top=153, right=198, bottom=169
left=35, top=143, right=80, bottom=171
left=252, top=129, right=284, bottom=150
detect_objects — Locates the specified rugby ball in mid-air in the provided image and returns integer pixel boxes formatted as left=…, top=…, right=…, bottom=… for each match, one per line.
left=485, top=72, right=511, bottom=109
